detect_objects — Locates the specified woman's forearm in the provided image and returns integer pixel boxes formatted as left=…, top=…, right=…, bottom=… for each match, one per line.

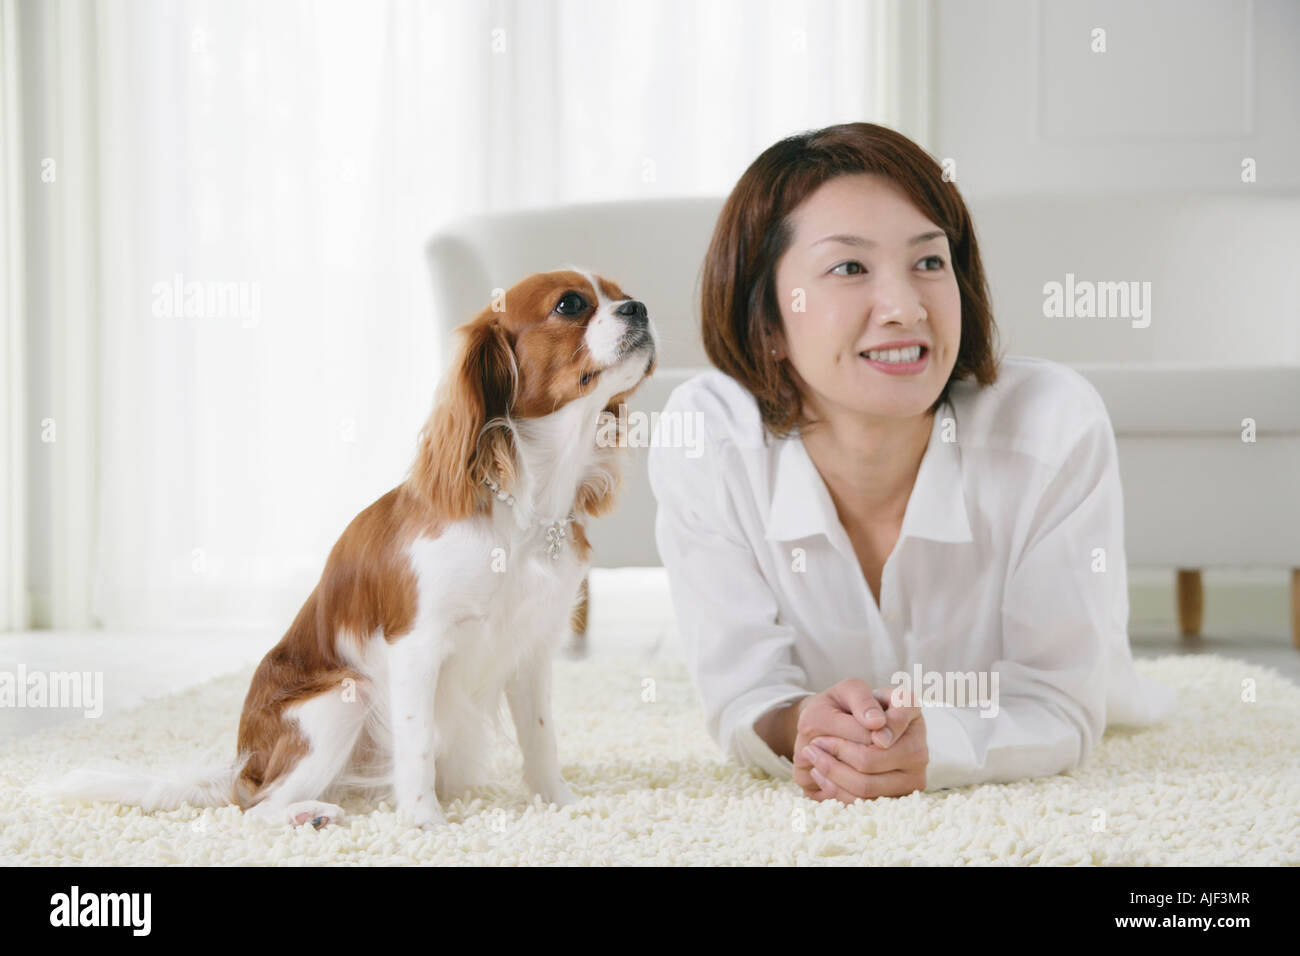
left=753, top=696, right=810, bottom=760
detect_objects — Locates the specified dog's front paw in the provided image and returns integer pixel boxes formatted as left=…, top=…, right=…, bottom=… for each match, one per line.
left=398, top=797, right=447, bottom=831
left=538, top=778, right=578, bottom=808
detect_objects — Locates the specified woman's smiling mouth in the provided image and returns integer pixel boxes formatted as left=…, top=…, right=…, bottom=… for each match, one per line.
left=860, top=344, right=929, bottom=374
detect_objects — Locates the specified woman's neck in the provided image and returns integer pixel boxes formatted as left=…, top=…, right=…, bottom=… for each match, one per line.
left=799, top=404, right=934, bottom=528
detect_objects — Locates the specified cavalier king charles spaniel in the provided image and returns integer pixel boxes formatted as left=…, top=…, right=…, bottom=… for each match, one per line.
left=46, top=267, right=657, bottom=829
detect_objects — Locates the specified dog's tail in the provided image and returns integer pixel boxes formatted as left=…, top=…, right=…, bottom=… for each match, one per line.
left=31, top=750, right=248, bottom=812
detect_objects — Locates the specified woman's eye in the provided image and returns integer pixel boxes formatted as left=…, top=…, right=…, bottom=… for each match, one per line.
left=830, top=257, right=944, bottom=276
left=554, top=292, right=586, bottom=316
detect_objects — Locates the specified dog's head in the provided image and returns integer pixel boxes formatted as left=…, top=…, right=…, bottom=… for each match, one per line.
left=409, top=267, right=657, bottom=521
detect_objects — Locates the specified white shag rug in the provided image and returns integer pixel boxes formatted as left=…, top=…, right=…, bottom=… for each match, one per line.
left=3, top=651, right=1299, bottom=865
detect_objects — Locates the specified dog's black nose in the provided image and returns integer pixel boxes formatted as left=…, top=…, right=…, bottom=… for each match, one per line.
left=616, top=299, right=647, bottom=324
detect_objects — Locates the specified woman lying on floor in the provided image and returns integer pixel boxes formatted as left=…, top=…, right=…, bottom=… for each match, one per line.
left=648, top=122, right=1175, bottom=802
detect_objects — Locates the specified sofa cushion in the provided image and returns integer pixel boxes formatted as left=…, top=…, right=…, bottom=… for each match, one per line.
left=1068, top=363, right=1300, bottom=435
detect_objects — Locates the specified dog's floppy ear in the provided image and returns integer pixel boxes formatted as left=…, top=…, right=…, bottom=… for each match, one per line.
left=408, top=317, right=517, bottom=520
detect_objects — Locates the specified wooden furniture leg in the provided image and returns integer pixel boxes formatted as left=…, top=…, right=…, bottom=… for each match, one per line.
left=1176, top=569, right=1203, bottom=638
left=1291, top=569, right=1299, bottom=650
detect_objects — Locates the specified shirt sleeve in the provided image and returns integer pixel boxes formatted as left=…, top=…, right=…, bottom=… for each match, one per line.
left=921, top=407, right=1125, bottom=791
left=648, top=396, right=811, bottom=780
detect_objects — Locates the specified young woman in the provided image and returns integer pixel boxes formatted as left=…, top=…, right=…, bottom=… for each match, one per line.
left=648, top=122, right=1176, bottom=802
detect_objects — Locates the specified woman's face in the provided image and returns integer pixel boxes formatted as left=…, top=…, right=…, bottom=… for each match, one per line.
left=772, top=173, right=962, bottom=424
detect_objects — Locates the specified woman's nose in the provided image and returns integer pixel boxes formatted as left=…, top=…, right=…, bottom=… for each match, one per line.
left=870, top=273, right=926, bottom=325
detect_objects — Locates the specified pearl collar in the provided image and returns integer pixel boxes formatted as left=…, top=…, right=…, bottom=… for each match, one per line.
left=482, top=474, right=577, bottom=561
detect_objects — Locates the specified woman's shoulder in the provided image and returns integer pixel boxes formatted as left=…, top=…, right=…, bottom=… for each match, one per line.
left=947, top=355, right=1112, bottom=469
left=648, top=369, right=768, bottom=510
left=660, top=368, right=767, bottom=450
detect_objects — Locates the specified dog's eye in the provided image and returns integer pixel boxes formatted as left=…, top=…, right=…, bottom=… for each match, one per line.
left=579, top=371, right=597, bottom=387
left=554, top=292, right=587, bottom=317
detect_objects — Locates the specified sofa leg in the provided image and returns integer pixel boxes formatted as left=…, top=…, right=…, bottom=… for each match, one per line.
left=565, top=573, right=590, bottom=657
left=1291, top=569, right=1299, bottom=651
left=1176, top=569, right=1203, bottom=638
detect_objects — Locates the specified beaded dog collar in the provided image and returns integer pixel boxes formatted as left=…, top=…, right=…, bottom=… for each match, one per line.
left=482, top=474, right=577, bottom=560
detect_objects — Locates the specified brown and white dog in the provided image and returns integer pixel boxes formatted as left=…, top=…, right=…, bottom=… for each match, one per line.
left=47, top=267, right=657, bottom=829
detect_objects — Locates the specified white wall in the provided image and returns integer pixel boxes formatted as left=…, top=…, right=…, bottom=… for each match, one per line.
left=931, top=0, right=1300, bottom=196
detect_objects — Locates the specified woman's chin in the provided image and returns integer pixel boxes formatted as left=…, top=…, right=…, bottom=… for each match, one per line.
left=838, top=384, right=942, bottom=421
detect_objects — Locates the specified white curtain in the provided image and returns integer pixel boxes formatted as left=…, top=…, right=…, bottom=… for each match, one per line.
left=83, top=0, right=880, bottom=631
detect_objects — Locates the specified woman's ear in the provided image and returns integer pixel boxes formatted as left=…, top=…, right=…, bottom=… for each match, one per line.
left=767, top=327, right=787, bottom=362
left=408, top=318, right=517, bottom=519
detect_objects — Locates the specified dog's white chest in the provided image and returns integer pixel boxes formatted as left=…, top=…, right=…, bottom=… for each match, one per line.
left=499, top=524, right=585, bottom=633
left=404, top=517, right=585, bottom=654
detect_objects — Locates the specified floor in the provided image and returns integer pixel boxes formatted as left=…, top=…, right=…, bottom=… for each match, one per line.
left=3, top=568, right=1297, bottom=740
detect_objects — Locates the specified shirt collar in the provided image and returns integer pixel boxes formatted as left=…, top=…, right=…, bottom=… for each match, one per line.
left=764, top=405, right=973, bottom=545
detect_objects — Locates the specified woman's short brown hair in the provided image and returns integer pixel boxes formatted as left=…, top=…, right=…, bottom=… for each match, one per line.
left=699, top=122, right=1002, bottom=440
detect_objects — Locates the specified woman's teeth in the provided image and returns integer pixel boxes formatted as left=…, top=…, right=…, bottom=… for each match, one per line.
left=863, top=345, right=924, bottom=364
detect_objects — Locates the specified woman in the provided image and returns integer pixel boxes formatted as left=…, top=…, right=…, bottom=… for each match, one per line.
left=647, top=122, right=1176, bottom=803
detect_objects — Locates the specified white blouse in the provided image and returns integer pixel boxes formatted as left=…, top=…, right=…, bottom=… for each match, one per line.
left=647, top=355, right=1177, bottom=791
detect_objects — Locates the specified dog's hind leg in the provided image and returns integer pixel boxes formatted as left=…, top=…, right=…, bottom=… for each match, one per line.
left=244, top=689, right=367, bottom=828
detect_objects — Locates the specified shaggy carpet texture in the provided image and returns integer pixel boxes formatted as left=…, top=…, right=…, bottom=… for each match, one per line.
left=3, top=651, right=1298, bottom=865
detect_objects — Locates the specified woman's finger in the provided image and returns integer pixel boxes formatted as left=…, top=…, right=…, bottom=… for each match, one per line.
left=826, top=680, right=887, bottom=732
left=870, top=686, right=922, bottom=748
left=809, top=734, right=902, bottom=774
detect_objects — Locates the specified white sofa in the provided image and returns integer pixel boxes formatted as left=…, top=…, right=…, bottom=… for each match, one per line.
left=425, top=194, right=1300, bottom=648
